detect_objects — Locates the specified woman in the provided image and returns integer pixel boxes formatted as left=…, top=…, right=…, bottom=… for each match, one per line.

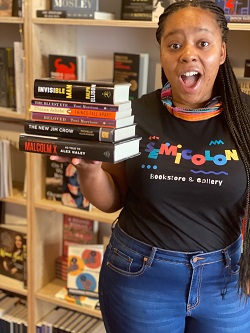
left=51, top=1, right=250, bottom=331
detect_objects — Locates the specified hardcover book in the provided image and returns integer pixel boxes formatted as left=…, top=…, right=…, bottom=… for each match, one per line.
left=36, top=10, right=67, bottom=18
left=62, top=163, right=91, bottom=210
left=51, top=0, right=99, bottom=17
left=24, top=120, right=137, bottom=143
left=48, top=54, right=87, bottom=81
left=31, top=112, right=135, bottom=128
left=121, top=0, right=154, bottom=20
left=215, top=0, right=250, bottom=21
left=18, top=133, right=141, bottom=163
left=31, top=97, right=131, bottom=112
left=245, top=59, right=250, bottom=77
left=113, top=52, right=149, bottom=100
left=0, top=224, right=27, bottom=283
left=0, top=47, right=15, bottom=108
left=33, top=78, right=131, bottom=104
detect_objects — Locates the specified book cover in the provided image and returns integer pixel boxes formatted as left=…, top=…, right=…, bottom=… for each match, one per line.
left=62, top=163, right=91, bottom=210
left=0, top=225, right=27, bottom=283
left=0, top=47, right=15, bottom=108
left=12, top=0, right=22, bottom=17
left=29, top=104, right=132, bottom=119
left=48, top=54, right=87, bottom=81
left=113, top=52, right=149, bottom=100
left=24, top=120, right=137, bottom=143
left=51, top=0, right=99, bottom=18
left=45, top=156, right=64, bottom=201
left=31, top=112, right=135, bottom=128
left=245, top=59, right=250, bottom=77
left=31, top=98, right=131, bottom=112
left=0, top=0, right=13, bottom=16
left=238, top=77, right=250, bottom=94
left=62, top=214, right=98, bottom=257
left=121, top=0, right=154, bottom=20
left=67, top=244, right=103, bottom=308
left=18, top=133, right=141, bottom=163
left=215, top=0, right=250, bottom=15
left=36, top=10, right=67, bottom=18
left=33, top=78, right=131, bottom=104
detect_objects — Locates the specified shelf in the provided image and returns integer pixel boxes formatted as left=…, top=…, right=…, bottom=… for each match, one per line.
left=36, top=278, right=102, bottom=319
left=1, top=183, right=26, bottom=206
left=0, top=274, right=27, bottom=296
left=0, top=108, right=26, bottom=121
left=35, top=199, right=120, bottom=224
left=32, top=17, right=250, bottom=31
left=0, top=17, right=24, bottom=24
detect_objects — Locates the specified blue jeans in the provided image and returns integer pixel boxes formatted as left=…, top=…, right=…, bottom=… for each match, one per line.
left=99, top=223, right=250, bottom=333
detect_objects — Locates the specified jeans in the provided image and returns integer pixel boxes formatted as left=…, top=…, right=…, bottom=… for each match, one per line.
left=99, top=223, right=250, bottom=333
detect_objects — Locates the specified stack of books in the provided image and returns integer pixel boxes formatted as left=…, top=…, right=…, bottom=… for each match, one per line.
left=19, top=78, right=141, bottom=163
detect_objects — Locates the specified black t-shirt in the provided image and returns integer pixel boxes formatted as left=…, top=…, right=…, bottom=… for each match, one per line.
left=118, top=90, right=250, bottom=252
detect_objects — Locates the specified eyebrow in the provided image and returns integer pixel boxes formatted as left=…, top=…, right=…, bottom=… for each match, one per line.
left=163, top=27, right=213, bottom=39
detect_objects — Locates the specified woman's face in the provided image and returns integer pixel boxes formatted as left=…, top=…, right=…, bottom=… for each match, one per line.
left=15, top=235, right=23, bottom=249
left=160, top=7, right=226, bottom=109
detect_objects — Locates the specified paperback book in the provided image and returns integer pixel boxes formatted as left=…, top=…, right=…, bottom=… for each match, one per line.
left=19, top=133, right=141, bottom=163
left=24, top=120, right=137, bottom=143
left=33, top=78, right=131, bottom=104
left=215, top=0, right=250, bottom=22
left=48, top=54, right=87, bottom=81
left=113, top=52, right=149, bottom=99
left=62, top=163, right=91, bottom=210
left=45, top=156, right=64, bottom=201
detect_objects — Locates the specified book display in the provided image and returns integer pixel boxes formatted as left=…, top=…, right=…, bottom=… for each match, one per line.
left=0, top=0, right=249, bottom=332
left=215, top=0, right=250, bottom=22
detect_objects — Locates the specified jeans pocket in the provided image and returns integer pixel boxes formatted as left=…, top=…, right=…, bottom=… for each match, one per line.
left=106, top=240, right=147, bottom=276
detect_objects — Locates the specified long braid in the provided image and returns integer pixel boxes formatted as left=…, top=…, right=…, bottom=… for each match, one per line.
left=156, top=0, right=250, bottom=297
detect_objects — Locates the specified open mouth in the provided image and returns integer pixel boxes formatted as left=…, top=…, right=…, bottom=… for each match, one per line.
left=181, top=71, right=201, bottom=88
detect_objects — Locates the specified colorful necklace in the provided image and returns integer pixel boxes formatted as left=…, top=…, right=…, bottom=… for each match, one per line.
left=161, top=81, right=223, bottom=121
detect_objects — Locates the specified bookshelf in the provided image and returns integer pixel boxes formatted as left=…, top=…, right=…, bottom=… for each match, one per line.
left=0, top=0, right=249, bottom=332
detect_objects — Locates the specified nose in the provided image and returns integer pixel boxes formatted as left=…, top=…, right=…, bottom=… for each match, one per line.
left=179, top=45, right=197, bottom=63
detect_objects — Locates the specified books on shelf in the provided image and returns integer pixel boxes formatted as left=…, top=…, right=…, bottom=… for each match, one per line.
left=49, top=54, right=87, bottom=81
left=245, top=59, right=250, bottom=77
left=0, top=224, right=27, bottom=284
left=62, top=163, right=91, bottom=210
left=19, top=133, right=141, bottom=163
left=0, top=0, right=13, bottom=16
left=33, top=78, right=131, bottom=104
left=24, top=120, right=136, bottom=143
left=121, top=0, right=154, bottom=20
left=238, top=77, right=250, bottom=95
left=45, top=156, right=64, bottom=201
left=0, top=139, right=13, bottom=198
left=113, top=52, right=149, bottom=100
left=12, top=0, right=23, bottom=17
left=215, top=0, right=250, bottom=22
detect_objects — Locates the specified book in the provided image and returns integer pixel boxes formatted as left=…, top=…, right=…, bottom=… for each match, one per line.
left=215, top=0, right=250, bottom=19
left=0, top=0, right=13, bottom=16
left=24, top=120, right=136, bottom=143
left=121, top=0, right=154, bottom=20
left=225, top=14, right=250, bottom=22
left=52, top=309, right=75, bottom=333
left=62, top=163, right=91, bottom=210
left=36, top=10, right=67, bottom=18
left=64, top=10, right=115, bottom=19
left=12, top=0, right=23, bottom=17
left=0, top=47, right=15, bottom=108
left=33, top=78, right=131, bottom=104
left=0, top=224, right=27, bottom=283
left=113, top=52, right=149, bottom=100
left=40, top=307, right=68, bottom=333
left=14, top=41, right=26, bottom=114
left=245, top=59, right=250, bottom=77
left=19, top=133, right=141, bottom=163
left=49, top=54, right=87, bottom=81
left=31, top=112, right=135, bottom=128
left=238, top=77, right=250, bottom=94
left=45, top=156, right=64, bottom=201
left=51, top=0, right=99, bottom=15
left=62, top=215, right=98, bottom=257
left=86, top=320, right=106, bottom=333
left=30, top=104, right=132, bottom=119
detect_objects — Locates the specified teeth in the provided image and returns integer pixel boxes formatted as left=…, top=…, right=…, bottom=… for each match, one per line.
left=183, top=71, right=198, bottom=77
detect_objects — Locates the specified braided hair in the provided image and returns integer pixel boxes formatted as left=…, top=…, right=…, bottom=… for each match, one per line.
left=156, top=0, right=250, bottom=297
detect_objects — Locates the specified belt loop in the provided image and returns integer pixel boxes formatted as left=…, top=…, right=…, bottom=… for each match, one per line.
left=145, top=247, right=157, bottom=267
left=111, top=218, right=118, bottom=231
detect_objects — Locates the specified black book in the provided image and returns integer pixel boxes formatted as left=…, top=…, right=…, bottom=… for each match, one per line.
left=34, top=78, right=131, bottom=104
left=19, top=133, right=141, bottom=163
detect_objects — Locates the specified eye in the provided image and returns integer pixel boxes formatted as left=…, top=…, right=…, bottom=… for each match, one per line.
left=199, top=41, right=209, bottom=48
left=169, top=43, right=181, bottom=50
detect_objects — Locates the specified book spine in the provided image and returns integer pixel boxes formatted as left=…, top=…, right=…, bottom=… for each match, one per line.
left=31, top=112, right=119, bottom=128
left=19, top=135, right=116, bottom=162
left=36, top=10, right=67, bottom=18
left=51, top=0, right=99, bottom=12
left=24, top=121, right=115, bottom=142
left=30, top=106, right=121, bottom=119
left=225, top=15, right=250, bottom=23
left=31, top=99, right=122, bottom=111
left=34, top=79, right=115, bottom=104
left=0, top=48, right=8, bottom=107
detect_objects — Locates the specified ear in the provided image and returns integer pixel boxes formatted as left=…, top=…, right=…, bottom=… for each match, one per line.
left=220, top=42, right=226, bottom=65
